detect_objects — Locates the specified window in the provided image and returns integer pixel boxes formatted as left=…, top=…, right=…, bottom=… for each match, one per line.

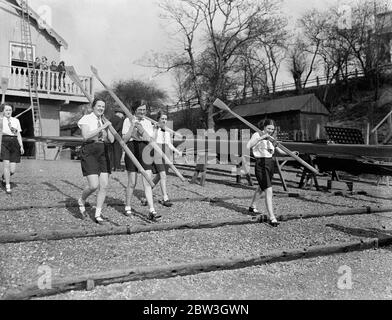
left=9, top=42, right=35, bottom=68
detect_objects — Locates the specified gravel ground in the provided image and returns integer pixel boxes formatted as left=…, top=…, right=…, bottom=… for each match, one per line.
left=37, top=249, right=392, bottom=300
left=0, top=160, right=391, bottom=300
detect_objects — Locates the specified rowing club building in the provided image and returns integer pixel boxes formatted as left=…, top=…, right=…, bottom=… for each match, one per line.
left=0, top=0, right=91, bottom=159
left=217, top=94, right=330, bottom=141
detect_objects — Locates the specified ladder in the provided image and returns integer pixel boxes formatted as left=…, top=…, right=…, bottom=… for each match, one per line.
left=20, top=0, right=45, bottom=159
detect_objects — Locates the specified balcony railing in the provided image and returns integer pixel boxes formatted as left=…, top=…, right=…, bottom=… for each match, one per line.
left=0, top=65, right=92, bottom=100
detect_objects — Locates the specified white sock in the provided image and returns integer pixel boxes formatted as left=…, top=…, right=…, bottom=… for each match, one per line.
left=6, top=184, right=11, bottom=189
left=125, top=206, right=131, bottom=212
left=149, top=207, right=155, bottom=213
left=95, top=207, right=102, bottom=217
left=163, top=195, right=169, bottom=201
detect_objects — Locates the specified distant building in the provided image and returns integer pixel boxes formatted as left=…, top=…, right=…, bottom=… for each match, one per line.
left=376, top=10, right=392, bottom=65
left=216, top=94, right=330, bottom=141
left=0, top=0, right=92, bottom=159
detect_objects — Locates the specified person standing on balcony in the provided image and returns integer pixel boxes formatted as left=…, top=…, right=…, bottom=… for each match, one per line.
left=40, top=56, right=49, bottom=89
left=33, top=57, right=41, bottom=69
left=77, top=98, right=114, bottom=224
left=57, top=61, right=66, bottom=92
left=0, top=104, right=24, bottom=194
left=49, top=61, right=58, bottom=91
left=49, top=61, right=57, bottom=72
left=32, top=57, right=41, bottom=87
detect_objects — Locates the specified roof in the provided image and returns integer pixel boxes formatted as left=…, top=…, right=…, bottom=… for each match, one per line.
left=219, top=93, right=330, bottom=120
left=2, top=0, right=68, bottom=49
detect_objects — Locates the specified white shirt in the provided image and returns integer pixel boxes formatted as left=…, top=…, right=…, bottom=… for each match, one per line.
left=122, top=118, right=154, bottom=141
left=2, top=116, right=21, bottom=136
left=77, top=112, right=104, bottom=132
left=247, top=132, right=275, bottom=158
left=155, top=128, right=171, bottom=144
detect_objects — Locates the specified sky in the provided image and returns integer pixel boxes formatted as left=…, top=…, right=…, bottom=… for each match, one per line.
left=28, top=0, right=350, bottom=101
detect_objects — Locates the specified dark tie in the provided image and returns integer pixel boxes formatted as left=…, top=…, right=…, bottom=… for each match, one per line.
left=97, top=117, right=103, bottom=140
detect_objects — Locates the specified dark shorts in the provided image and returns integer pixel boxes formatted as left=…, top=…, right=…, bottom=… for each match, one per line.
left=0, top=135, right=21, bottom=163
left=255, top=157, right=275, bottom=191
left=125, top=140, right=154, bottom=172
left=80, top=142, right=111, bottom=177
left=153, top=143, right=170, bottom=173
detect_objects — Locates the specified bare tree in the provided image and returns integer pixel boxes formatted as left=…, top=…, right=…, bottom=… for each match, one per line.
left=95, top=79, right=167, bottom=118
left=288, top=39, right=307, bottom=93
left=150, top=0, right=286, bottom=129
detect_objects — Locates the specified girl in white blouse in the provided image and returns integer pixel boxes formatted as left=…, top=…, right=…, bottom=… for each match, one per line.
left=122, top=101, right=160, bottom=220
left=0, top=104, right=24, bottom=194
left=151, top=111, right=181, bottom=207
left=77, top=98, right=114, bottom=224
left=247, top=119, right=286, bottom=227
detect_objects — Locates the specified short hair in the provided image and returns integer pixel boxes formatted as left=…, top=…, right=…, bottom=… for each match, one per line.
left=91, top=98, right=105, bottom=109
left=131, top=100, right=146, bottom=113
left=258, top=119, right=276, bottom=130
left=156, top=110, right=167, bottom=121
left=0, top=103, right=15, bottom=113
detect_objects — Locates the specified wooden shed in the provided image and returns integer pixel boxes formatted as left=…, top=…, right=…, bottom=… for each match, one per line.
left=216, top=94, right=330, bottom=141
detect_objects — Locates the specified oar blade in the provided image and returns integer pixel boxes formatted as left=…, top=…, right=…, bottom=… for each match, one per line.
left=90, top=65, right=98, bottom=76
left=213, top=98, right=230, bottom=112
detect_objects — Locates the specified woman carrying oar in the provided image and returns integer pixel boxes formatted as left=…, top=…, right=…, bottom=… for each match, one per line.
left=140, top=111, right=182, bottom=207
left=77, top=98, right=114, bottom=224
left=122, top=100, right=161, bottom=220
left=247, top=119, right=294, bottom=227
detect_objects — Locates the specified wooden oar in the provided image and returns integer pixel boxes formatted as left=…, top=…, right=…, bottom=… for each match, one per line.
left=213, top=98, right=319, bottom=175
left=0, top=77, right=9, bottom=154
left=90, top=65, right=186, bottom=182
left=65, top=66, right=155, bottom=187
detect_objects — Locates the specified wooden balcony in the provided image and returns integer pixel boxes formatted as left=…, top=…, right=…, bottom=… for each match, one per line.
left=1, top=65, right=92, bottom=103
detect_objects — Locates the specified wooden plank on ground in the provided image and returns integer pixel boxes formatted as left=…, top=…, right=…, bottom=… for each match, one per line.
left=2, top=238, right=383, bottom=300
left=0, top=206, right=391, bottom=244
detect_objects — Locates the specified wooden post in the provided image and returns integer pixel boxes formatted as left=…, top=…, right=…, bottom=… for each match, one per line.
left=1, top=77, right=8, bottom=104
left=274, top=157, right=288, bottom=192
left=315, top=124, right=321, bottom=140
left=365, top=122, right=370, bottom=145
left=0, top=77, right=9, bottom=154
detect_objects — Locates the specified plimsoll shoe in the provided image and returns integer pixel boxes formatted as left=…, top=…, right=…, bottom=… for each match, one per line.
left=269, top=219, right=280, bottom=227
left=124, top=208, right=132, bottom=217
left=95, top=216, right=105, bottom=224
left=147, top=210, right=161, bottom=221
left=159, top=199, right=173, bottom=207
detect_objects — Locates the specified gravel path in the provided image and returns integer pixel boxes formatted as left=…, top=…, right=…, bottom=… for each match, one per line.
left=0, top=160, right=391, bottom=300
